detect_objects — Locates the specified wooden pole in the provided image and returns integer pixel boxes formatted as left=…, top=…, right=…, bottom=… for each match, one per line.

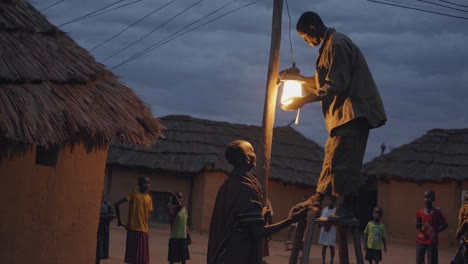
left=257, top=0, right=284, bottom=204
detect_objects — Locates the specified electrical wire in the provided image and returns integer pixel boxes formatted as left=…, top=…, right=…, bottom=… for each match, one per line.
left=109, top=0, right=242, bottom=66
left=111, top=0, right=262, bottom=69
left=366, top=0, right=468, bottom=20
left=102, top=0, right=207, bottom=63
left=285, top=0, right=295, bottom=64
left=385, top=0, right=464, bottom=12
left=437, top=0, right=468, bottom=9
left=40, top=0, right=64, bottom=12
left=110, top=0, right=264, bottom=70
left=415, top=0, right=468, bottom=13
left=90, top=0, right=177, bottom=52
left=58, top=0, right=126, bottom=27
left=76, top=0, right=143, bottom=22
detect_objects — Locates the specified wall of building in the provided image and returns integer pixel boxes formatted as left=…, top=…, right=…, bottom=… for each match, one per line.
left=107, top=166, right=192, bottom=227
left=189, top=170, right=206, bottom=232
left=0, top=144, right=108, bottom=263
left=191, top=170, right=228, bottom=233
left=378, top=180, right=463, bottom=248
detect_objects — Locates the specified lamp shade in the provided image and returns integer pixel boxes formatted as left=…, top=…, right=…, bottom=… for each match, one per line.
left=281, top=80, right=303, bottom=106
left=280, top=64, right=305, bottom=106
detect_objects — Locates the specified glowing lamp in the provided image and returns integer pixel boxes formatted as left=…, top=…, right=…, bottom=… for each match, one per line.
left=279, top=63, right=305, bottom=106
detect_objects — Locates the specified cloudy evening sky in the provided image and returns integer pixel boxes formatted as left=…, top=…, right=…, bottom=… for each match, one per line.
left=37, top=0, right=468, bottom=160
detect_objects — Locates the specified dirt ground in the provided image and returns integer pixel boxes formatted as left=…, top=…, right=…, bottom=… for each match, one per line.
left=100, top=224, right=457, bottom=264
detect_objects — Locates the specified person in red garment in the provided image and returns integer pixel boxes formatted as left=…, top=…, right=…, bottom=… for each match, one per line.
left=115, top=176, right=154, bottom=264
left=416, top=190, right=448, bottom=264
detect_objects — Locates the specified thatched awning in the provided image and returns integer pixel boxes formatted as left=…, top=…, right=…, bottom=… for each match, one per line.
left=0, top=0, right=164, bottom=149
left=363, top=128, right=468, bottom=182
left=107, top=115, right=324, bottom=186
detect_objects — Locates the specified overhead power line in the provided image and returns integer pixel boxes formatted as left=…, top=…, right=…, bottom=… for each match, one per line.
left=90, top=0, right=177, bottom=52
left=367, top=0, right=468, bottom=20
left=74, top=0, right=143, bottom=22
left=58, top=0, right=126, bottom=27
left=438, top=0, right=468, bottom=9
left=384, top=0, right=464, bottom=12
left=111, top=0, right=242, bottom=67
left=40, top=0, right=64, bottom=12
left=111, top=0, right=264, bottom=70
left=102, top=0, right=207, bottom=63
left=415, top=0, right=468, bottom=13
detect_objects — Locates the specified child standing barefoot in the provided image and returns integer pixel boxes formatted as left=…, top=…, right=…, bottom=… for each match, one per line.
left=318, top=197, right=337, bottom=264
left=167, top=192, right=190, bottom=264
left=416, top=190, right=447, bottom=264
left=114, top=176, right=153, bottom=264
left=363, top=207, right=387, bottom=264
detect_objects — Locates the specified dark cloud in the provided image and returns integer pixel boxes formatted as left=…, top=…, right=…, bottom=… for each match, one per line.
left=39, top=0, right=468, bottom=160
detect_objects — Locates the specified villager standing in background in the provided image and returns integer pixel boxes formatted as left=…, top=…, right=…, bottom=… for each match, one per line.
left=416, top=190, right=448, bottom=264
left=167, top=192, right=190, bottom=264
left=363, top=207, right=387, bottom=264
left=115, top=176, right=153, bottom=264
left=454, top=192, right=468, bottom=263
left=96, top=192, right=115, bottom=264
left=318, top=197, right=337, bottom=264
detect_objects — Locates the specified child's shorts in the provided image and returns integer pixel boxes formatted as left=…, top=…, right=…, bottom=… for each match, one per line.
left=365, top=248, right=382, bottom=262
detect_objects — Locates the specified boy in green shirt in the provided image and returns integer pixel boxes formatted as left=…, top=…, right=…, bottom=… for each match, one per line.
left=363, top=207, right=387, bottom=264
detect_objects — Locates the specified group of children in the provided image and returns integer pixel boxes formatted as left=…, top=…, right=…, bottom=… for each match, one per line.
left=96, top=176, right=191, bottom=264
left=96, top=140, right=467, bottom=264
left=312, top=196, right=386, bottom=264
left=316, top=189, right=453, bottom=264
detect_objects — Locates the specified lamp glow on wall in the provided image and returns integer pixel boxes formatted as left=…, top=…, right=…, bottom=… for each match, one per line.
left=279, top=63, right=305, bottom=124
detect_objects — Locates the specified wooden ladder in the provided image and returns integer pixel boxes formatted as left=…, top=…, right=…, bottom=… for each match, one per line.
left=289, top=212, right=364, bottom=264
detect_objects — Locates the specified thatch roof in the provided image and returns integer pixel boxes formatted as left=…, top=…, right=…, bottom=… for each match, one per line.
left=107, top=115, right=324, bottom=186
left=363, top=128, right=468, bottom=182
left=0, top=0, right=164, bottom=150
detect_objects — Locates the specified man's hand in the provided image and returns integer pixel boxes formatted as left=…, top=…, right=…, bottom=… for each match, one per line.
left=262, top=206, right=271, bottom=218
left=281, top=97, right=304, bottom=111
left=289, top=193, right=323, bottom=218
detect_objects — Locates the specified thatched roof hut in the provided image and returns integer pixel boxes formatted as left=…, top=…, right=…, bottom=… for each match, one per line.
left=107, top=115, right=324, bottom=186
left=0, top=1, right=163, bottom=262
left=363, top=128, right=468, bottom=182
left=0, top=0, right=164, bottom=152
left=362, top=128, right=468, bottom=248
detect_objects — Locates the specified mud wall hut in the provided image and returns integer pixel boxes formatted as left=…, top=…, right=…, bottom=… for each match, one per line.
left=0, top=1, right=164, bottom=263
left=363, top=128, right=468, bottom=248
